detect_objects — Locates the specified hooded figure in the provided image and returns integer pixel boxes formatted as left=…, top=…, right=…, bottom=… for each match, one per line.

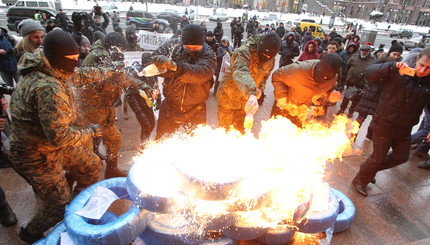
left=298, top=40, right=319, bottom=61
left=217, top=33, right=281, bottom=132
left=150, top=24, right=216, bottom=139
left=337, top=45, right=376, bottom=118
left=214, top=36, right=234, bottom=93
left=213, top=21, right=224, bottom=44
left=0, top=27, right=19, bottom=87
left=9, top=29, right=116, bottom=243
left=279, top=31, right=300, bottom=67
left=271, top=53, right=343, bottom=127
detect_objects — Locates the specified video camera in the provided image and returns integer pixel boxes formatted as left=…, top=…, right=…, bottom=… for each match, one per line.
left=94, top=5, right=102, bottom=16
left=0, top=84, right=14, bottom=97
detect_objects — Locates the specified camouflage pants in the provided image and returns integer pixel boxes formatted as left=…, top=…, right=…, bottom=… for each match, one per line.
left=11, top=145, right=101, bottom=235
left=218, top=105, right=246, bottom=133
left=102, top=124, right=121, bottom=163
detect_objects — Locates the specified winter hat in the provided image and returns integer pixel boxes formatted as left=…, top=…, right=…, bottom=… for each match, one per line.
left=141, top=51, right=152, bottom=66
left=257, top=32, right=281, bottom=63
left=18, top=19, right=44, bottom=37
left=221, top=36, right=229, bottom=42
left=104, top=32, right=127, bottom=50
left=43, top=29, right=79, bottom=73
left=181, top=24, right=205, bottom=45
left=333, top=37, right=342, bottom=46
left=93, top=31, right=106, bottom=43
left=206, top=31, right=214, bottom=37
left=81, top=35, right=90, bottom=46
left=314, top=53, right=343, bottom=82
left=361, top=45, right=371, bottom=50
left=388, top=43, right=404, bottom=54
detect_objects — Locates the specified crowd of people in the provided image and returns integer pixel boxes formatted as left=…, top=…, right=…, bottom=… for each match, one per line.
left=1, top=7, right=430, bottom=243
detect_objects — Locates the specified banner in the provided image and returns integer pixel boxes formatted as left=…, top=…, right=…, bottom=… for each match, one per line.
left=123, top=51, right=144, bottom=67
left=138, top=30, right=174, bottom=50
left=219, top=52, right=231, bottom=82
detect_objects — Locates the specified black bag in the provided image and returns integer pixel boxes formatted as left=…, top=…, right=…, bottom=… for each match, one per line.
left=344, top=86, right=362, bottom=100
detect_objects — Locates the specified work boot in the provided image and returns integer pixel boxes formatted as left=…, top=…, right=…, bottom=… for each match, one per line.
left=0, top=202, right=17, bottom=226
left=105, top=159, right=128, bottom=179
left=414, top=150, right=430, bottom=161
left=352, top=180, right=368, bottom=197
left=417, top=162, right=430, bottom=170
left=19, top=227, right=44, bottom=244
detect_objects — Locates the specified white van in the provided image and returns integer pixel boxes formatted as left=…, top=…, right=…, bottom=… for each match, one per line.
left=13, top=0, right=62, bottom=11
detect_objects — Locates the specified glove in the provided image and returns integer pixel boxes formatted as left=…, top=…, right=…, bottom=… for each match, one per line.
left=88, top=123, right=103, bottom=138
left=151, top=55, right=177, bottom=71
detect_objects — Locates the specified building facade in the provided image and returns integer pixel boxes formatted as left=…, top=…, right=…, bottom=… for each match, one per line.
left=333, top=0, right=430, bottom=26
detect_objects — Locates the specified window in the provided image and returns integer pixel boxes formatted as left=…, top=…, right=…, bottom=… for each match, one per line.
left=15, top=1, right=24, bottom=6
left=317, top=27, right=324, bottom=33
left=26, top=1, right=38, bottom=7
left=309, top=26, right=316, bottom=32
left=39, top=2, right=49, bottom=7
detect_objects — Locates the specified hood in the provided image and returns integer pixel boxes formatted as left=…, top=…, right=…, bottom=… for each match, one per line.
left=0, top=27, right=8, bottom=37
left=284, top=31, right=295, bottom=41
left=346, top=42, right=358, bottom=53
left=303, top=40, right=318, bottom=54
left=18, top=49, right=63, bottom=80
left=352, top=35, right=360, bottom=41
left=404, top=51, right=419, bottom=67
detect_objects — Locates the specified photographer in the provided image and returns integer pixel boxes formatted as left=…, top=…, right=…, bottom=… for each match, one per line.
left=92, top=5, right=109, bottom=34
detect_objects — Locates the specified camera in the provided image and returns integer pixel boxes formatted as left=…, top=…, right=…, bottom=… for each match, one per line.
left=0, top=83, right=14, bottom=96
left=94, top=5, right=102, bottom=16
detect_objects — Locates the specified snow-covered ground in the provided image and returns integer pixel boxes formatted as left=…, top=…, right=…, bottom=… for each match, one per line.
left=1, top=0, right=429, bottom=34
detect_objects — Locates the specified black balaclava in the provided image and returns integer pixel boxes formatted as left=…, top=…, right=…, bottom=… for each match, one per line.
left=257, top=32, right=281, bottom=63
left=181, top=24, right=205, bottom=45
left=43, top=29, right=79, bottom=73
left=104, top=32, right=127, bottom=51
left=314, top=53, right=343, bottom=82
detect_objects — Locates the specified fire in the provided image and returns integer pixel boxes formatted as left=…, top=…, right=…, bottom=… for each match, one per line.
left=130, top=113, right=358, bottom=234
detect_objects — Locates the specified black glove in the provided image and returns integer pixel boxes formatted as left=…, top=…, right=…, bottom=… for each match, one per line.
left=151, top=55, right=177, bottom=71
left=88, top=123, right=103, bottom=138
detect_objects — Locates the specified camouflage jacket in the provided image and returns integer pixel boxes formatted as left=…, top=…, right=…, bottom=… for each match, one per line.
left=216, top=34, right=275, bottom=110
left=9, top=50, right=110, bottom=153
left=76, top=40, right=151, bottom=126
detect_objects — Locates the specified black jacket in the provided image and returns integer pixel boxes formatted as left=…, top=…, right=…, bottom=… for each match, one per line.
left=366, top=61, right=430, bottom=136
left=278, top=32, right=300, bottom=67
left=153, top=38, right=216, bottom=113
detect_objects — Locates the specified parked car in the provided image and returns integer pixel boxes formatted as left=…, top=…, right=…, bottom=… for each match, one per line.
left=404, top=34, right=430, bottom=50
left=390, top=29, right=413, bottom=39
left=6, top=4, right=57, bottom=32
left=126, top=10, right=169, bottom=30
left=11, top=0, right=61, bottom=11
left=208, top=13, right=228, bottom=22
left=156, top=11, right=182, bottom=23
left=102, top=4, right=119, bottom=16
left=258, top=18, right=277, bottom=28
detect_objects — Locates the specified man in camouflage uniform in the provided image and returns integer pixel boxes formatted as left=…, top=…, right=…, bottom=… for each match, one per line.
left=9, top=29, right=105, bottom=243
left=78, top=32, right=153, bottom=178
left=217, top=33, right=281, bottom=132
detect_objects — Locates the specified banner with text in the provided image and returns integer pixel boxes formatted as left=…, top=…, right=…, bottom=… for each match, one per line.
left=138, top=30, right=173, bottom=50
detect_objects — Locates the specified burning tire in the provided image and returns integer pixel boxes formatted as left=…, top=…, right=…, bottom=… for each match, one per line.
left=65, top=177, right=148, bottom=245
left=222, top=212, right=269, bottom=241
left=139, top=213, right=204, bottom=245
left=330, top=188, right=355, bottom=233
left=255, top=225, right=296, bottom=245
left=201, top=235, right=238, bottom=244
left=294, top=189, right=340, bottom=233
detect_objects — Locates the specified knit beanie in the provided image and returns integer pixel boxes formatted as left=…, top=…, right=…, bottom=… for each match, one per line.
left=81, top=35, right=90, bottom=46
left=388, top=43, right=404, bottom=54
left=104, top=32, right=127, bottom=50
left=181, top=24, right=205, bottom=45
left=257, top=32, right=281, bottom=63
left=18, top=19, right=44, bottom=37
left=43, top=29, right=79, bottom=73
left=314, top=53, right=343, bottom=82
left=206, top=31, right=214, bottom=37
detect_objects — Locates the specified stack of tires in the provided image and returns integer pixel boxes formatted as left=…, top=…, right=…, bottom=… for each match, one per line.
left=35, top=173, right=356, bottom=244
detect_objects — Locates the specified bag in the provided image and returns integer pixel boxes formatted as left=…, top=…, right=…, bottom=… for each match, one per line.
left=344, top=86, right=362, bottom=100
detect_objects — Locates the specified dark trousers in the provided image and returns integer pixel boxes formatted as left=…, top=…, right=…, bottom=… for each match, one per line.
left=339, top=95, right=362, bottom=116
left=233, top=37, right=242, bottom=49
left=156, top=102, right=206, bottom=140
left=354, top=129, right=411, bottom=184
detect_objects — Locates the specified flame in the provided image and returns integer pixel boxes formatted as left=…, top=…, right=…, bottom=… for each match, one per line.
left=130, top=112, right=358, bottom=234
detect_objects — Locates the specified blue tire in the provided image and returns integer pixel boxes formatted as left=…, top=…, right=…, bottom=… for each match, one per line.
left=255, top=225, right=295, bottom=245
left=222, top=225, right=269, bottom=241
left=42, top=211, right=118, bottom=245
left=330, top=188, right=356, bottom=233
left=65, top=178, right=148, bottom=245
left=295, top=189, right=340, bottom=233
